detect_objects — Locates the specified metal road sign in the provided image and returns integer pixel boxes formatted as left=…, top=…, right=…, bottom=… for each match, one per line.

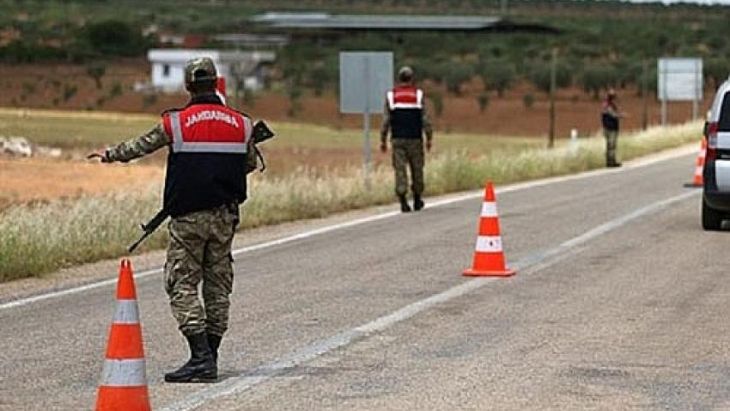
left=657, top=57, right=703, bottom=123
left=339, top=51, right=394, bottom=187
left=658, top=58, right=703, bottom=102
left=339, top=52, right=393, bottom=114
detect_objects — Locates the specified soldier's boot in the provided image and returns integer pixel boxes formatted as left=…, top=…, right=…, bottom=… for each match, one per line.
left=607, top=158, right=622, bottom=168
left=207, top=333, right=222, bottom=363
left=164, top=333, right=217, bottom=383
left=398, top=195, right=412, bottom=213
left=413, top=194, right=424, bottom=211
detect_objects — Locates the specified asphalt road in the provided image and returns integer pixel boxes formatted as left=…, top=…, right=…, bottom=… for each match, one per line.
left=2, top=148, right=728, bottom=411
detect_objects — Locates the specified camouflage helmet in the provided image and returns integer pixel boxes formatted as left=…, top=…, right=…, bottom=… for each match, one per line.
left=184, top=57, right=217, bottom=89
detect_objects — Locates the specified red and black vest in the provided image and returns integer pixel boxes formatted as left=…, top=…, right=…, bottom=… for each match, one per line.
left=162, top=98, right=252, bottom=217
left=386, top=85, right=424, bottom=139
left=601, top=100, right=619, bottom=131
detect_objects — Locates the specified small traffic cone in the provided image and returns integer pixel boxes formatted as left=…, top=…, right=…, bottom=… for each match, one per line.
left=95, top=259, right=151, bottom=411
left=463, top=182, right=516, bottom=277
left=692, top=138, right=706, bottom=187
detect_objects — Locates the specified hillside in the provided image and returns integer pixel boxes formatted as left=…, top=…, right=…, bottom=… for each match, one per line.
left=0, top=0, right=725, bottom=134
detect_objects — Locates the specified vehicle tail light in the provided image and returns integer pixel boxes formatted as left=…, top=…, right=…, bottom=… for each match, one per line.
left=707, top=121, right=718, bottom=162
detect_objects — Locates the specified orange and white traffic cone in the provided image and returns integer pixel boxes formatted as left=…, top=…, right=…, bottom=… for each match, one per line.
left=95, top=259, right=151, bottom=411
left=692, top=138, right=706, bottom=187
left=463, top=182, right=516, bottom=277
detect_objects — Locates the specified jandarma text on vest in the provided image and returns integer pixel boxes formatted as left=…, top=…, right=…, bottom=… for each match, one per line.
left=184, top=110, right=240, bottom=129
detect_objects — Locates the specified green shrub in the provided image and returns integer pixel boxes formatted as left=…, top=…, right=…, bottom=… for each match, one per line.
left=529, top=62, right=572, bottom=94
left=705, top=58, right=730, bottom=89
left=287, top=85, right=303, bottom=117
left=62, top=84, right=78, bottom=102
left=84, top=20, right=148, bottom=57
left=86, top=63, right=106, bottom=89
left=109, top=82, right=124, bottom=99
left=443, top=63, right=475, bottom=96
left=477, top=92, right=490, bottom=113
left=142, top=93, right=158, bottom=108
left=580, top=65, right=619, bottom=99
left=523, top=93, right=535, bottom=109
left=480, top=60, right=516, bottom=97
left=429, top=91, right=444, bottom=118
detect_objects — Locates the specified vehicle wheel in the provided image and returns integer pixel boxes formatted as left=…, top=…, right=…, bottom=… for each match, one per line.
left=702, top=197, right=723, bottom=231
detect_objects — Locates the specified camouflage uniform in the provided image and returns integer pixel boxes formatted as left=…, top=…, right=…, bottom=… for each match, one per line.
left=391, top=139, right=425, bottom=197
left=601, top=96, right=621, bottom=167
left=165, top=204, right=237, bottom=337
left=106, top=121, right=239, bottom=338
left=98, top=57, right=263, bottom=383
left=604, top=128, right=618, bottom=165
left=380, top=102, right=433, bottom=197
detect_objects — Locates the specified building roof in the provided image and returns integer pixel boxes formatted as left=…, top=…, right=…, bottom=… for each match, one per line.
left=251, top=12, right=504, bottom=31
left=213, top=33, right=290, bottom=48
left=147, top=49, right=276, bottom=63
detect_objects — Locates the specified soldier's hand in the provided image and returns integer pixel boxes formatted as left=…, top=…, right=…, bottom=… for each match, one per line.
left=380, top=142, right=387, bottom=153
left=86, top=151, right=112, bottom=163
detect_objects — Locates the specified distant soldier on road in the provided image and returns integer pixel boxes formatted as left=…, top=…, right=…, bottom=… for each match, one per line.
left=380, top=66, right=434, bottom=212
left=88, top=58, right=256, bottom=383
left=602, top=88, right=624, bottom=167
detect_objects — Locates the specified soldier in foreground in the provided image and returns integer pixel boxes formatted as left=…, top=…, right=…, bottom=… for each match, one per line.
left=88, top=58, right=267, bottom=383
left=601, top=88, right=624, bottom=167
left=380, top=66, right=434, bottom=212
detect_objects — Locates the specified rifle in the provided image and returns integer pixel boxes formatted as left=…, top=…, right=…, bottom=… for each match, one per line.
left=127, top=120, right=276, bottom=253
left=252, top=120, right=275, bottom=144
left=128, top=208, right=169, bottom=253
left=250, top=120, right=275, bottom=172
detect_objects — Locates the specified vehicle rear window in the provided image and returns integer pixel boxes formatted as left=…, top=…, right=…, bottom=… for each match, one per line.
left=719, top=92, right=730, bottom=131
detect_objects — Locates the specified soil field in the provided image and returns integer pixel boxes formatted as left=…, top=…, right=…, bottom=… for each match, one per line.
left=0, top=60, right=713, bottom=138
left=0, top=157, right=163, bottom=210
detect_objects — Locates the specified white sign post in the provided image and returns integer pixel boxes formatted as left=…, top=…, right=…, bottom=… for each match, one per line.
left=658, top=58, right=703, bottom=125
left=339, top=51, right=394, bottom=187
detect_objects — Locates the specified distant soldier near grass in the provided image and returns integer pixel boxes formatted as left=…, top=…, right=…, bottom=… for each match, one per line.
left=88, top=57, right=267, bottom=383
left=601, top=88, right=624, bottom=167
left=380, top=66, right=434, bottom=212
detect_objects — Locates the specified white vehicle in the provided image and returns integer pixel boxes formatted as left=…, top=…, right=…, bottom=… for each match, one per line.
left=702, top=79, right=730, bottom=230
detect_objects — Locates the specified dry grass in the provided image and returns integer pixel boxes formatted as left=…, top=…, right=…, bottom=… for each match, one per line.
left=0, top=107, right=541, bottom=151
left=0, top=120, right=701, bottom=282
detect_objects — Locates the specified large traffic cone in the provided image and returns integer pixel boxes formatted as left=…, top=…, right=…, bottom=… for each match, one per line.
left=691, top=138, right=706, bottom=187
left=463, top=182, right=516, bottom=277
left=96, top=259, right=151, bottom=411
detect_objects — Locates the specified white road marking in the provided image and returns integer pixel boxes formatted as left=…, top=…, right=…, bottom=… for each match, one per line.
left=0, top=144, right=697, bottom=312
left=160, top=188, right=700, bottom=411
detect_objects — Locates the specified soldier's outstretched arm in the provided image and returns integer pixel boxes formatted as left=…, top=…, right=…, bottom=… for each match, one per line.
left=88, top=124, right=170, bottom=163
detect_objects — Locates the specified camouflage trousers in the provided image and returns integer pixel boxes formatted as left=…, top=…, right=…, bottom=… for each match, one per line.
left=392, top=138, right=425, bottom=197
left=164, top=204, right=239, bottom=337
left=604, top=129, right=619, bottom=165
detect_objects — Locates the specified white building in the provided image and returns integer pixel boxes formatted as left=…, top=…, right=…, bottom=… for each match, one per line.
left=147, top=49, right=276, bottom=93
